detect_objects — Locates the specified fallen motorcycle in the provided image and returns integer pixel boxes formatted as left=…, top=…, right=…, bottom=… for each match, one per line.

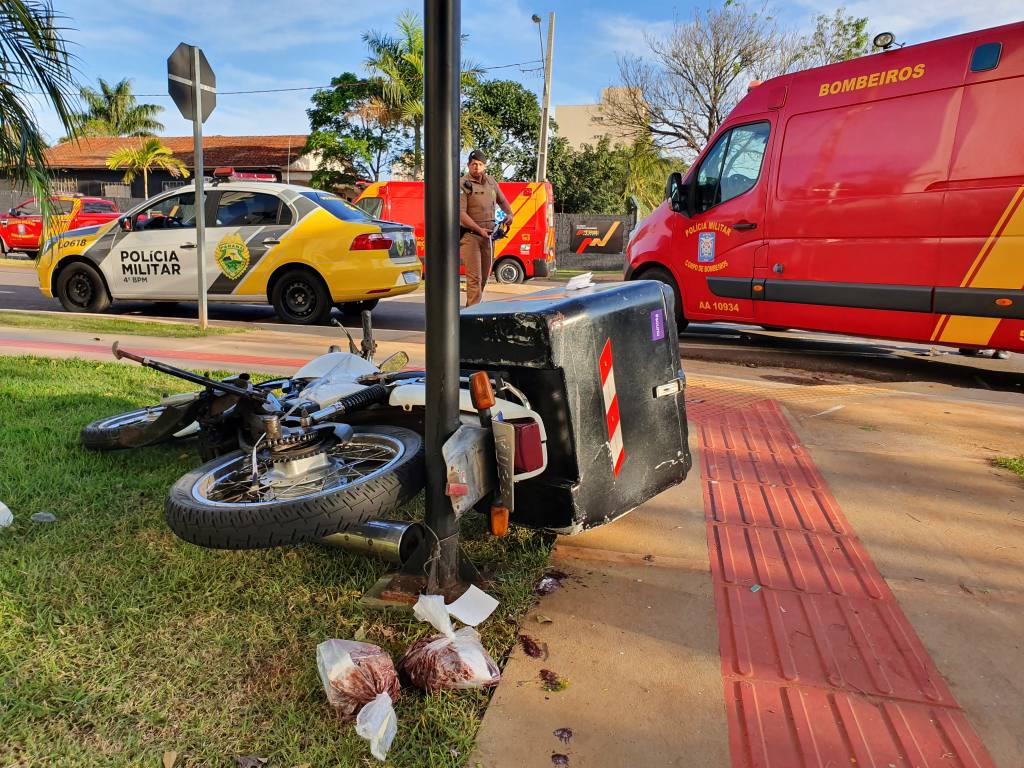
left=82, top=313, right=548, bottom=550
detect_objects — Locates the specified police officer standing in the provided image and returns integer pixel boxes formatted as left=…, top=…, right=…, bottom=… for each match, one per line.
left=459, top=149, right=514, bottom=307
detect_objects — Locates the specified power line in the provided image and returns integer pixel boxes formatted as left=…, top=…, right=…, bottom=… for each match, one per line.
left=76, top=59, right=547, bottom=99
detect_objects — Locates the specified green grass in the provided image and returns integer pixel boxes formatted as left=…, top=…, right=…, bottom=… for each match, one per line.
left=0, top=311, right=243, bottom=338
left=0, top=357, right=553, bottom=767
left=995, top=456, right=1024, bottom=478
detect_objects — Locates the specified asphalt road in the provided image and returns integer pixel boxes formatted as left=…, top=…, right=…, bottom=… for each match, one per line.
left=4, top=262, right=1023, bottom=393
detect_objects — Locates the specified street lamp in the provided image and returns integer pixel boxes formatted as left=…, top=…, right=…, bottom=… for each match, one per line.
left=533, top=12, right=554, bottom=183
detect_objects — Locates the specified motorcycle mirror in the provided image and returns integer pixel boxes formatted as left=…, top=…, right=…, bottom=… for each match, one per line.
left=330, top=317, right=360, bottom=355
left=378, top=351, right=409, bottom=374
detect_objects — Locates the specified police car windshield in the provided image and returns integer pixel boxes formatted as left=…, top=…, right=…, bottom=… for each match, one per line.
left=301, top=191, right=371, bottom=222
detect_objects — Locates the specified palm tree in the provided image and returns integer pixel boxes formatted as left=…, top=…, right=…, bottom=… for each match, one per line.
left=623, top=138, right=675, bottom=216
left=362, top=11, right=480, bottom=179
left=106, top=138, right=188, bottom=198
left=0, top=1, right=79, bottom=209
left=78, top=78, right=164, bottom=137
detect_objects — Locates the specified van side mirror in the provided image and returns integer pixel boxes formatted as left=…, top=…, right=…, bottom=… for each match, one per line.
left=666, top=172, right=693, bottom=217
left=8, top=208, right=16, bottom=217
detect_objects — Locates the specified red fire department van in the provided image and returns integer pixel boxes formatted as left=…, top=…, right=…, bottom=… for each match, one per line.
left=626, top=21, right=1024, bottom=352
left=354, top=180, right=556, bottom=282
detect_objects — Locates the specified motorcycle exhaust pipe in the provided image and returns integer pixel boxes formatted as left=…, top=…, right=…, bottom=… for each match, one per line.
left=320, top=519, right=426, bottom=565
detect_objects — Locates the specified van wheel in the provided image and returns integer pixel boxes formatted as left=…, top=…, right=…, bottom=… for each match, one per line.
left=338, top=299, right=380, bottom=316
left=56, top=262, right=111, bottom=313
left=271, top=268, right=331, bottom=325
left=494, top=258, right=525, bottom=284
left=639, top=266, right=687, bottom=331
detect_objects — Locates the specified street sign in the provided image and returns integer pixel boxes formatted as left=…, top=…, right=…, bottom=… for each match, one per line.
left=167, top=43, right=216, bottom=122
left=167, top=43, right=216, bottom=331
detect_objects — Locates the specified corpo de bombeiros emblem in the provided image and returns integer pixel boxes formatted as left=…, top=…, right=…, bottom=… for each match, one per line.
left=215, top=233, right=250, bottom=280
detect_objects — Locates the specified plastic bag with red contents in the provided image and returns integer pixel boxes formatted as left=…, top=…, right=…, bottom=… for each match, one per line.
left=316, top=639, right=400, bottom=761
left=397, top=594, right=501, bottom=692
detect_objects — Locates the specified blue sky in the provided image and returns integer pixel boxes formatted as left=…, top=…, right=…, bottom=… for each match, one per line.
left=37, top=0, right=1022, bottom=141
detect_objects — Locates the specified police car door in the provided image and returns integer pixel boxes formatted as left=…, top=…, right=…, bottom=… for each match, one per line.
left=109, top=191, right=198, bottom=299
left=204, top=189, right=292, bottom=300
left=680, top=120, right=772, bottom=322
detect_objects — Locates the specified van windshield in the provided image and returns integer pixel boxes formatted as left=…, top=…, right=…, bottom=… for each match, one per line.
left=355, top=197, right=383, bottom=219
left=301, top=191, right=372, bottom=222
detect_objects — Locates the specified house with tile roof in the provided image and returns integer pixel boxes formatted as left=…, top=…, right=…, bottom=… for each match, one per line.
left=42, top=135, right=317, bottom=200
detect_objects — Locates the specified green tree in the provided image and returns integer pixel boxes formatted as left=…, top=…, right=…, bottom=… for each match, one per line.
left=547, top=136, right=631, bottom=215
left=622, top=138, right=676, bottom=216
left=362, top=11, right=425, bottom=179
left=800, top=9, right=870, bottom=68
left=76, top=77, right=164, bottom=137
left=462, top=79, right=540, bottom=181
left=105, top=138, right=188, bottom=198
left=304, top=72, right=403, bottom=188
left=362, top=10, right=480, bottom=179
left=0, top=0, right=79, bottom=206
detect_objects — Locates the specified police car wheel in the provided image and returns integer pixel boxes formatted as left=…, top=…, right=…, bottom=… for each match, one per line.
left=165, top=425, right=424, bottom=550
left=56, top=261, right=111, bottom=313
left=494, top=258, right=525, bottom=284
left=272, top=268, right=331, bottom=325
left=338, top=299, right=379, bottom=316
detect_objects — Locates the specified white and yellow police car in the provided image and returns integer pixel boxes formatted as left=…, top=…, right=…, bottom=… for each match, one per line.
left=36, top=173, right=422, bottom=324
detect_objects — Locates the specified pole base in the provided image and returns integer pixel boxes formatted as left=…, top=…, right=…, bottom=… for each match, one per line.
left=359, top=537, right=483, bottom=611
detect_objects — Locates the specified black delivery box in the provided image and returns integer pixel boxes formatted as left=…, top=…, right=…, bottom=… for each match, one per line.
left=460, top=280, right=691, bottom=533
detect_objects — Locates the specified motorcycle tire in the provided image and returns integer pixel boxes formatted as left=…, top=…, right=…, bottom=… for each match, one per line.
left=81, top=405, right=197, bottom=451
left=165, top=425, right=424, bottom=549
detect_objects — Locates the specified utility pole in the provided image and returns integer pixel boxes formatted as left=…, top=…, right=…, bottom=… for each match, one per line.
left=535, top=12, right=555, bottom=182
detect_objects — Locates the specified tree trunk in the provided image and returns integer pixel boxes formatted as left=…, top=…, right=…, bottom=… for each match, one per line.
left=143, top=168, right=148, bottom=199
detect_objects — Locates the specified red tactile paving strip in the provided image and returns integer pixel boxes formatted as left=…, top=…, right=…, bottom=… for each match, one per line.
left=687, top=385, right=995, bottom=768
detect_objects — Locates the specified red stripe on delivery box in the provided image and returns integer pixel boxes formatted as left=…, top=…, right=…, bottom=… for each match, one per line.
left=599, top=339, right=625, bottom=476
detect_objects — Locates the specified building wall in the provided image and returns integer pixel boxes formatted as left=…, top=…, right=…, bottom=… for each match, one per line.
left=554, top=87, right=638, bottom=150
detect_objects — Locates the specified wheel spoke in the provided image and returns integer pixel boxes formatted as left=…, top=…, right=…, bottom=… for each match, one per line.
left=199, top=436, right=404, bottom=505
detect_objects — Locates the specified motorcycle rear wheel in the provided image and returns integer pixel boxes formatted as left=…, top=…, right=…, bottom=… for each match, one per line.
left=165, top=425, right=424, bottom=549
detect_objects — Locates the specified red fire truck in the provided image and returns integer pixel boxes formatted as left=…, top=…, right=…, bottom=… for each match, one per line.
left=355, top=180, right=555, bottom=282
left=1, top=196, right=120, bottom=257
left=626, top=21, right=1024, bottom=352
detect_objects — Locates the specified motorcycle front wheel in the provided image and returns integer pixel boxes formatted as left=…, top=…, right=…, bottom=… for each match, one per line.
left=81, top=402, right=199, bottom=451
left=165, top=425, right=424, bottom=549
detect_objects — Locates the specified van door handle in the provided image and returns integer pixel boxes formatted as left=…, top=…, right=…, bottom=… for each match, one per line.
left=733, top=221, right=757, bottom=231
left=262, top=237, right=280, bottom=245
left=180, top=242, right=196, bottom=249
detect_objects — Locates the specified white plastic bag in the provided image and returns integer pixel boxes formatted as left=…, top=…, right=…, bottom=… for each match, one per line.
left=0, top=501, right=12, bottom=529
left=355, top=691, right=398, bottom=761
left=398, top=595, right=500, bottom=692
left=316, top=639, right=400, bottom=760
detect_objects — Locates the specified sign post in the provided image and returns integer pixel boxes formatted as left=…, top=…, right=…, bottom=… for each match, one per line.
left=167, top=43, right=216, bottom=331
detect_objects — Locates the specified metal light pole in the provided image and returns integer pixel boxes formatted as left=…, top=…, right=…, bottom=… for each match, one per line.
left=422, top=0, right=462, bottom=592
left=533, top=12, right=555, bottom=182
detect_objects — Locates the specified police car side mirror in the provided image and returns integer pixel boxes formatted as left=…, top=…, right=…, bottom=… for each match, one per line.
left=119, top=217, right=132, bottom=232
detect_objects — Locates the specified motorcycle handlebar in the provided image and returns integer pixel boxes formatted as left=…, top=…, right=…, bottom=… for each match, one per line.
left=110, top=342, right=269, bottom=403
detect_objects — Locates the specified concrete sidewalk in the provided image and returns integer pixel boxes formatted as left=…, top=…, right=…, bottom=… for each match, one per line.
left=0, top=319, right=426, bottom=373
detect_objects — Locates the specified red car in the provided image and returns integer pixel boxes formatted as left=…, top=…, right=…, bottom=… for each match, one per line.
left=627, top=21, right=1024, bottom=353
left=0, top=196, right=120, bottom=257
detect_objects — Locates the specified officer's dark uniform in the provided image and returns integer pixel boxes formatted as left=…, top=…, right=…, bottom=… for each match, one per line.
left=460, top=168, right=508, bottom=306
